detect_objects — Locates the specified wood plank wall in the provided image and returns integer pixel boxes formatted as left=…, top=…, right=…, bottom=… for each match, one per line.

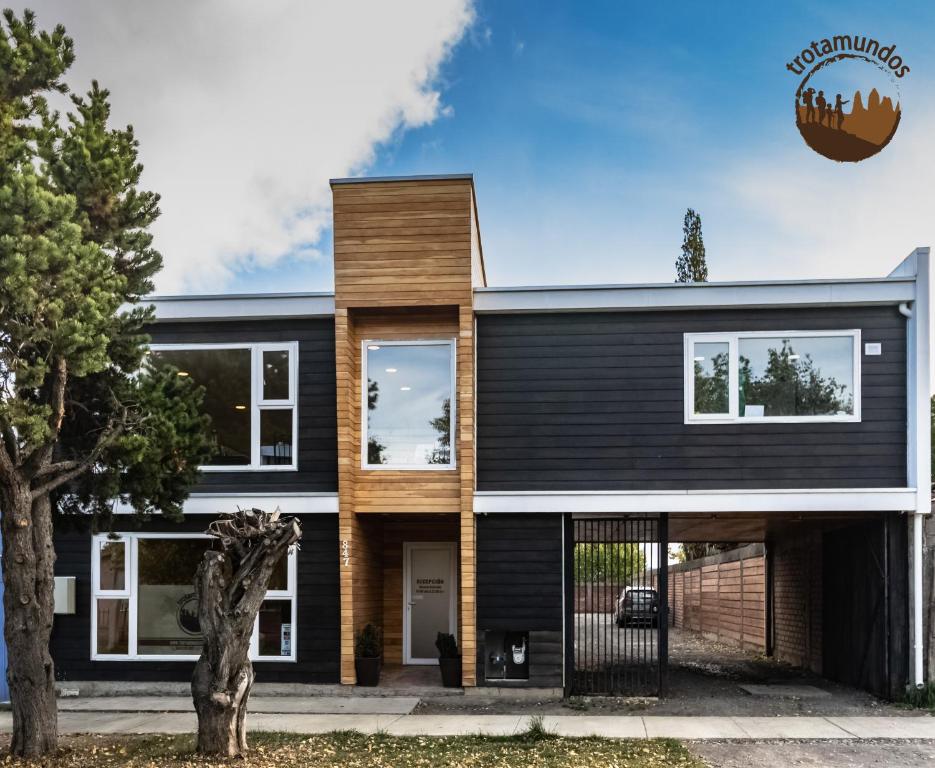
left=656, top=545, right=766, bottom=653
left=332, top=177, right=482, bottom=685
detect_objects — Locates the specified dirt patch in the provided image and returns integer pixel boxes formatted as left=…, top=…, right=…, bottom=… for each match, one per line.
left=689, top=739, right=935, bottom=768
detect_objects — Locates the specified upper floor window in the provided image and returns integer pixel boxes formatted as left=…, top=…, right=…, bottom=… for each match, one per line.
left=148, top=342, right=298, bottom=470
left=362, top=339, right=456, bottom=469
left=684, top=330, right=860, bottom=423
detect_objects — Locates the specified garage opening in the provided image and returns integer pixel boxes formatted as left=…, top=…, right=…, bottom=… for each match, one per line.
left=658, top=513, right=910, bottom=707
left=571, top=516, right=668, bottom=696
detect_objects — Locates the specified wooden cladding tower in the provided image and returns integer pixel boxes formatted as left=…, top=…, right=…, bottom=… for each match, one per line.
left=331, top=174, right=485, bottom=685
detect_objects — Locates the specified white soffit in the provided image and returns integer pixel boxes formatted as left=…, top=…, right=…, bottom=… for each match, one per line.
left=473, top=489, right=918, bottom=514
left=473, top=278, right=915, bottom=313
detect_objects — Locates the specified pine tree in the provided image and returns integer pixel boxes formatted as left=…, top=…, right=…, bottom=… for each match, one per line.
left=0, top=10, right=214, bottom=756
left=675, top=208, right=708, bottom=283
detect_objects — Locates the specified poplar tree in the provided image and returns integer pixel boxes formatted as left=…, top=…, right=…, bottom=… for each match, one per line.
left=0, top=10, right=213, bottom=756
left=675, top=208, right=709, bottom=283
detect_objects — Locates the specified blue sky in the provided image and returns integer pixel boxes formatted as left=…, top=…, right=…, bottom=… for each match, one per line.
left=28, top=1, right=935, bottom=294
left=225, top=1, right=935, bottom=294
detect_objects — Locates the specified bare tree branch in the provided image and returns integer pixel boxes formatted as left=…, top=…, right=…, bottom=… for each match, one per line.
left=30, top=421, right=125, bottom=500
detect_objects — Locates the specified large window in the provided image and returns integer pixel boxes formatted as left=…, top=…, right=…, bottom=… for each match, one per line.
left=684, top=331, right=860, bottom=423
left=91, top=534, right=297, bottom=661
left=362, top=340, right=456, bottom=469
left=148, top=343, right=297, bottom=470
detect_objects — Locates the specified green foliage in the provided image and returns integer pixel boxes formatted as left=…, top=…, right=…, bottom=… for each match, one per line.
left=435, top=632, right=459, bottom=658
left=427, top=397, right=451, bottom=464
left=354, top=623, right=383, bottom=658
left=692, top=351, right=729, bottom=414
left=573, top=543, right=645, bottom=584
left=0, top=8, right=212, bottom=517
left=675, top=208, right=708, bottom=283
left=904, top=682, right=935, bottom=710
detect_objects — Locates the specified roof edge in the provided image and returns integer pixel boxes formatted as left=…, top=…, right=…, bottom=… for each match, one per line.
left=329, top=173, right=473, bottom=185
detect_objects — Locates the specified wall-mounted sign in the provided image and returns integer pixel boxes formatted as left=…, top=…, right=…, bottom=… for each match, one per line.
left=415, top=577, right=445, bottom=595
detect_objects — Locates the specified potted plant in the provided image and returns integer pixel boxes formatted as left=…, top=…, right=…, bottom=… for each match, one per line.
left=435, top=632, right=462, bottom=688
left=354, top=623, right=382, bottom=687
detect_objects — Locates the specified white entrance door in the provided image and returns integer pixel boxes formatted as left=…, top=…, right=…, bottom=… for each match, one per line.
left=403, top=542, right=457, bottom=665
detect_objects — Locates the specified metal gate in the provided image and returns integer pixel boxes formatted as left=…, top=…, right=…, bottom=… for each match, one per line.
left=571, top=516, right=668, bottom=696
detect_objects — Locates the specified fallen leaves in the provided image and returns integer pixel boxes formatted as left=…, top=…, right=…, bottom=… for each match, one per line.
left=0, top=731, right=705, bottom=768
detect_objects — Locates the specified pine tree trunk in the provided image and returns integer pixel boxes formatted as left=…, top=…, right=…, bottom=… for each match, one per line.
left=1, top=487, right=58, bottom=757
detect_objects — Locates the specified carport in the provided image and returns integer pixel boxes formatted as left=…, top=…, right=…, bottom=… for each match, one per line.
left=566, top=511, right=912, bottom=701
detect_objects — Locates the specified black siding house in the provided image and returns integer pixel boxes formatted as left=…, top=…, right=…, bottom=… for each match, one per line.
left=44, top=175, right=930, bottom=700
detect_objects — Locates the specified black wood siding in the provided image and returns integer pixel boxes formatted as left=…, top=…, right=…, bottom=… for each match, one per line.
left=51, top=514, right=340, bottom=684
left=477, top=307, right=907, bottom=490
left=476, top=514, right=564, bottom=686
left=147, top=319, right=337, bottom=494
left=821, top=515, right=909, bottom=699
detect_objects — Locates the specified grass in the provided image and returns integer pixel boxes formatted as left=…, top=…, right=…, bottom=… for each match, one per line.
left=0, top=730, right=705, bottom=767
left=904, top=682, right=935, bottom=710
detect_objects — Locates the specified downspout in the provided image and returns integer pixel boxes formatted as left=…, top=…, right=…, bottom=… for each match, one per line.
left=899, top=298, right=926, bottom=689
left=915, top=511, right=924, bottom=687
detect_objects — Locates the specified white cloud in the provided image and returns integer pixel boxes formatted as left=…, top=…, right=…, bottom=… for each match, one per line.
left=21, top=1, right=475, bottom=292
left=717, top=110, right=935, bottom=280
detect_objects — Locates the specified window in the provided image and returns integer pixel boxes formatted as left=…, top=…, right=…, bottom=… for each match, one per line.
left=362, top=340, right=456, bottom=469
left=148, top=343, right=297, bottom=470
left=91, top=534, right=297, bottom=661
left=684, top=330, right=860, bottom=423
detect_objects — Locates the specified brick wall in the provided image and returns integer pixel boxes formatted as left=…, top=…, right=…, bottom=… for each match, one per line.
left=771, top=531, right=823, bottom=674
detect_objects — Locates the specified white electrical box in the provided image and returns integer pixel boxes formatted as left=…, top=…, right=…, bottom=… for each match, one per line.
left=53, top=576, right=75, bottom=615
left=865, top=343, right=882, bottom=356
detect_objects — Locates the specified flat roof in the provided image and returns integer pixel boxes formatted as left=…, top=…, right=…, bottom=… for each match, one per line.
left=329, top=173, right=474, bottom=185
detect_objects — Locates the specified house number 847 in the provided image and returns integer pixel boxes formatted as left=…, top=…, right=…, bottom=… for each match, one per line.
left=341, top=540, right=350, bottom=567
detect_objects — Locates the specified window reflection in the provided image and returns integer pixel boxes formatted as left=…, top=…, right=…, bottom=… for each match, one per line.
left=149, top=348, right=252, bottom=465
left=365, top=343, right=454, bottom=467
left=692, top=341, right=730, bottom=415
left=739, top=336, right=854, bottom=417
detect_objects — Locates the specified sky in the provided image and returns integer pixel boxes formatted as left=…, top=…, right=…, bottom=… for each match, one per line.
left=15, top=1, right=935, bottom=294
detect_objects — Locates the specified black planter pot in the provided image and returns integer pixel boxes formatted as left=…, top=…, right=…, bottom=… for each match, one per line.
left=355, top=656, right=381, bottom=687
left=438, top=656, right=462, bottom=688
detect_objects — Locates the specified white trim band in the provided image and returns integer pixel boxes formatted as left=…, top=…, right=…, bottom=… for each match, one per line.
left=146, top=293, right=335, bottom=322
left=474, top=277, right=915, bottom=314
left=474, top=488, right=918, bottom=514
left=113, top=493, right=339, bottom=516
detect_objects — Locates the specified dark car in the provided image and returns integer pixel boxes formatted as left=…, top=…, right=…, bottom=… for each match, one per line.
left=614, top=587, right=659, bottom=628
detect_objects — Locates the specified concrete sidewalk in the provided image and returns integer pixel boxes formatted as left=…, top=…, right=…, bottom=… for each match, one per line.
left=2, top=706, right=935, bottom=740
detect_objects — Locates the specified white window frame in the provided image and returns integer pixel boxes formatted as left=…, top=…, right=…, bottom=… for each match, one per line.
left=360, top=338, right=458, bottom=471
left=683, top=329, right=861, bottom=424
left=90, top=533, right=298, bottom=662
left=148, top=342, right=299, bottom=471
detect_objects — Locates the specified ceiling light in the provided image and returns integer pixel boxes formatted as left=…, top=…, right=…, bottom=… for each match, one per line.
left=234, top=404, right=247, bottom=411
left=177, top=371, right=190, bottom=377
left=386, top=368, right=397, bottom=373
left=693, top=356, right=705, bottom=362
left=367, top=345, right=380, bottom=351
left=400, top=386, right=411, bottom=391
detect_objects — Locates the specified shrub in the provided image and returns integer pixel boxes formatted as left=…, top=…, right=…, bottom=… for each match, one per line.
left=435, top=632, right=459, bottom=658
left=354, top=624, right=382, bottom=658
